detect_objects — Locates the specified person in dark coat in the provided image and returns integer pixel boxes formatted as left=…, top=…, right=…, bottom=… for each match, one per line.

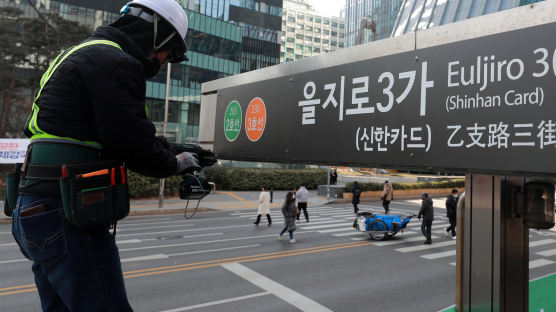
left=352, top=181, right=362, bottom=214
left=330, top=168, right=338, bottom=185
left=445, top=189, right=459, bottom=239
left=279, top=192, right=297, bottom=243
left=418, top=192, right=434, bottom=244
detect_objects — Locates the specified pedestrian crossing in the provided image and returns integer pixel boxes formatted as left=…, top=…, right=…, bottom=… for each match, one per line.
left=229, top=203, right=556, bottom=270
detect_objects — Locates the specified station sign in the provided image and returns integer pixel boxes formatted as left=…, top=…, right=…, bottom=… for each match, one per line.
left=214, top=22, right=556, bottom=175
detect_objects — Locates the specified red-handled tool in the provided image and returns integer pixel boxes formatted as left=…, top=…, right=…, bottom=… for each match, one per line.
left=110, top=168, right=116, bottom=186
left=120, top=166, right=125, bottom=184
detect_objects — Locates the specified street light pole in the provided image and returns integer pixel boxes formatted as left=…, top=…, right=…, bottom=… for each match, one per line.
left=158, top=63, right=172, bottom=209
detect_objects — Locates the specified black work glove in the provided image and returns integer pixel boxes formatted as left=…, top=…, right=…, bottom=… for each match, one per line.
left=169, top=143, right=217, bottom=169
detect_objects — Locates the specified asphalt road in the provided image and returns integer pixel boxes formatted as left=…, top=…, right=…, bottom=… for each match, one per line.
left=1, top=200, right=555, bottom=311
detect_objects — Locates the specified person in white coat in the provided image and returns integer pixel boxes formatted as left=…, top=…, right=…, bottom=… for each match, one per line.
left=296, top=185, right=309, bottom=222
left=254, top=186, right=272, bottom=226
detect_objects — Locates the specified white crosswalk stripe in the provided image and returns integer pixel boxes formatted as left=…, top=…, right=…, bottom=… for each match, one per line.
left=421, top=250, right=457, bottom=259
left=231, top=205, right=556, bottom=271
left=396, top=240, right=456, bottom=252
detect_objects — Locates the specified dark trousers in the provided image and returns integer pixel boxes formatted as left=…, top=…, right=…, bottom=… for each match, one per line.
left=382, top=200, right=390, bottom=213
left=12, top=195, right=132, bottom=312
left=255, top=214, right=272, bottom=224
left=446, top=215, right=456, bottom=237
left=296, top=202, right=308, bottom=221
left=421, top=219, right=432, bottom=242
left=353, top=201, right=359, bottom=213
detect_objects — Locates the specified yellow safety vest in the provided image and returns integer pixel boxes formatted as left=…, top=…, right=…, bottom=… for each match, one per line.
left=26, top=39, right=149, bottom=149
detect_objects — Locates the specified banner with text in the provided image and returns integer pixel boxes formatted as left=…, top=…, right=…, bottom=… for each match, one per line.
left=0, top=139, right=29, bottom=164
left=214, top=22, right=556, bottom=175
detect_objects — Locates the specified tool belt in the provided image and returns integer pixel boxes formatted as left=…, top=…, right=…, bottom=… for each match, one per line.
left=6, top=142, right=130, bottom=228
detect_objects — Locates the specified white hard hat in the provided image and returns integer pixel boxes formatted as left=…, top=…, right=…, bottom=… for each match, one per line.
left=121, top=0, right=189, bottom=62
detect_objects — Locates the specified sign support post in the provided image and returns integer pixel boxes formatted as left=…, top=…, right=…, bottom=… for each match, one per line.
left=458, top=175, right=529, bottom=311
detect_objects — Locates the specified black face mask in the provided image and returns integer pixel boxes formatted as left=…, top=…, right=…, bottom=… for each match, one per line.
left=144, top=57, right=161, bottom=78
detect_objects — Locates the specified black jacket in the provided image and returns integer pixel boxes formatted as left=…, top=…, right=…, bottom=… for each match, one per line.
left=418, top=198, right=434, bottom=222
left=445, top=194, right=458, bottom=218
left=351, top=185, right=361, bottom=204
left=25, top=26, right=176, bottom=178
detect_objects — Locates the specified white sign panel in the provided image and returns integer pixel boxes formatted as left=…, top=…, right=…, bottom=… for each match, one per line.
left=0, top=139, right=29, bottom=164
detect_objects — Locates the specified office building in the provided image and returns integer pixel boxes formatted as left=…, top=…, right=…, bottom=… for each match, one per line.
left=345, top=0, right=403, bottom=47
left=183, top=0, right=283, bottom=72
left=280, top=0, right=345, bottom=63
left=391, top=0, right=544, bottom=37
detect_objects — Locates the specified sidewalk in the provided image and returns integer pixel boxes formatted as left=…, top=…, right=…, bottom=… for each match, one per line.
left=0, top=190, right=333, bottom=223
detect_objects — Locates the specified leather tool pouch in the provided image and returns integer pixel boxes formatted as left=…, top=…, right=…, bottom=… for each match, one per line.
left=4, top=163, right=23, bottom=217
left=59, top=160, right=129, bottom=228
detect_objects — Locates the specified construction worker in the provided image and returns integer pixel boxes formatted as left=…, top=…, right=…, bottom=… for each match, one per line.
left=10, top=1, right=202, bottom=310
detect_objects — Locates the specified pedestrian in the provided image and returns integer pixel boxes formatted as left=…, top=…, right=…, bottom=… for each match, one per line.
left=352, top=181, right=362, bottom=214
left=254, top=186, right=272, bottom=226
left=444, top=189, right=459, bottom=239
left=279, top=192, right=297, bottom=243
left=381, top=180, right=394, bottom=214
left=296, top=185, right=309, bottom=222
left=418, top=192, right=434, bottom=244
left=10, top=1, right=202, bottom=311
left=330, top=168, right=338, bottom=185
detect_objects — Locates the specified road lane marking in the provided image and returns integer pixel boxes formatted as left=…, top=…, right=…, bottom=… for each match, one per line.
left=529, top=259, right=555, bottom=269
left=396, top=240, right=456, bottom=252
left=122, top=254, right=168, bottom=262
left=333, top=232, right=366, bottom=237
left=0, top=241, right=373, bottom=297
left=118, top=232, right=313, bottom=252
left=116, top=239, right=143, bottom=244
left=373, top=235, right=440, bottom=246
left=536, top=248, right=556, bottom=257
left=0, top=259, right=28, bottom=264
left=0, top=284, right=37, bottom=296
left=221, top=263, right=334, bottom=312
left=529, top=239, right=556, bottom=247
left=319, top=227, right=358, bottom=233
left=167, top=245, right=261, bottom=257
left=116, top=225, right=251, bottom=237
left=301, top=222, right=353, bottom=230
left=122, top=241, right=371, bottom=278
left=159, top=292, right=271, bottom=312
left=0, top=242, right=17, bottom=247
left=421, top=250, right=457, bottom=259
left=221, top=191, right=247, bottom=201
left=117, top=223, right=194, bottom=232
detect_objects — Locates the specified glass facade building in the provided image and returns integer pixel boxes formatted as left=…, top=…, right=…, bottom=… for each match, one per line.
left=0, top=0, right=243, bottom=142
left=345, top=0, right=403, bottom=47
left=280, top=0, right=345, bottom=63
left=390, top=0, right=543, bottom=37
left=182, top=0, right=283, bottom=72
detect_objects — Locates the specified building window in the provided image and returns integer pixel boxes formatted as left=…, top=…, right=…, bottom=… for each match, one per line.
left=287, top=37, right=294, bottom=42
left=315, top=17, right=321, bottom=23
left=324, top=19, right=330, bottom=25
left=331, top=21, right=338, bottom=27
left=287, top=26, right=295, bottom=32
left=287, top=16, right=295, bottom=22
left=331, top=31, right=337, bottom=36
left=307, top=16, right=313, bottom=22
left=296, top=34, right=303, bottom=39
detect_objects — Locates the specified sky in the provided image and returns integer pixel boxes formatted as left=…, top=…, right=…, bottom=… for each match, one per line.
left=305, top=0, right=345, bottom=17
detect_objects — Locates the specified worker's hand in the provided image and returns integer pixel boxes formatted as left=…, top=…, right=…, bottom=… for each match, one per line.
left=175, top=152, right=201, bottom=174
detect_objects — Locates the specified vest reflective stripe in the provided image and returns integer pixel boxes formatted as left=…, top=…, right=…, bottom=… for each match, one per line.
left=27, top=40, right=123, bottom=148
